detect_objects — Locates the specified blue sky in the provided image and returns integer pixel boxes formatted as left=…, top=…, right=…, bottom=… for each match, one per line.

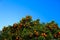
left=0, top=0, right=60, bottom=30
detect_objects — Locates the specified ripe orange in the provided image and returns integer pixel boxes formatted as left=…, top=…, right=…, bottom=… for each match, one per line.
left=54, top=34, right=57, bottom=38
left=20, top=23, right=22, bottom=26
left=16, top=36, right=19, bottom=40
left=35, top=32, right=39, bottom=36
left=53, top=24, right=58, bottom=28
left=41, top=33, right=47, bottom=37
left=13, top=23, right=17, bottom=28
left=58, top=32, right=60, bottom=35
left=44, top=34, right=47, bottom=37
left=34, top=30, right=36, bottom=33
left=41, top=33, right=44, bottom=36
left=26, top=17, right=29, bottom=20
left=19, top=23, right=23, bottom=28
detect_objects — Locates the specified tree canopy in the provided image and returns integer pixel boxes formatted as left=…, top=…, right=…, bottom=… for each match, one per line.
left=0, top=16, right=60, bottom=40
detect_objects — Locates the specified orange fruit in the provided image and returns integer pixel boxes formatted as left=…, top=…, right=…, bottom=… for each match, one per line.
left=13, top=23, right=17, bottom=28
left=41, top=33, right=44, bottom=36
left=26, top=17, right=29, bottom=20
left=58, top=32, right=60, bottom=35
left=41, top=33, right=47, bottom=37
left=34, top=30, right=36, bottom=33
left=54, top=34, right=57, bottom=38
left=35, top=32, right=39, bottom=36
left=19, top=23, right=23, bottom=28
left=20, top=23, right=22, bottom=26
left=43, top=33, right=45, bottom=35
left=45, top=35, right=47, bottom=37
left=53, top=24, right=58, bottom=28
left=16, top=36, right=19, bottom=40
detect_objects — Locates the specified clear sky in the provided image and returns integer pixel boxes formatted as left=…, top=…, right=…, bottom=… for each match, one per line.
left=0, top=0, right=60, bottom=30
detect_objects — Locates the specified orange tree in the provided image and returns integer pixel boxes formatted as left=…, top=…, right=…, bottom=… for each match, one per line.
left=0, top=16, right=60, bottom=40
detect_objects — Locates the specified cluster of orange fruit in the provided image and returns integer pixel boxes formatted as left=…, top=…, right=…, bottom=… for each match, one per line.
left=54, top=32, right=60, bottom=38
left=46, top=23, right=58, bottom=30
left=41, top=33, right=47, bottom=37
left=34, top=30, right=47, bottom=37
left=34, top=30, right=39, bottom=37
left=12, top=16, right=38, bottom=31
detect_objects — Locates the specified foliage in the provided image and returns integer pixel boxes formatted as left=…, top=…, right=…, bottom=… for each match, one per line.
left=0, top=16, right=60, bottom=40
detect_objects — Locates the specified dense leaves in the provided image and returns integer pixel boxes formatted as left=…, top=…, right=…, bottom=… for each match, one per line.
left=0, top=16, right=60, bottom=40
